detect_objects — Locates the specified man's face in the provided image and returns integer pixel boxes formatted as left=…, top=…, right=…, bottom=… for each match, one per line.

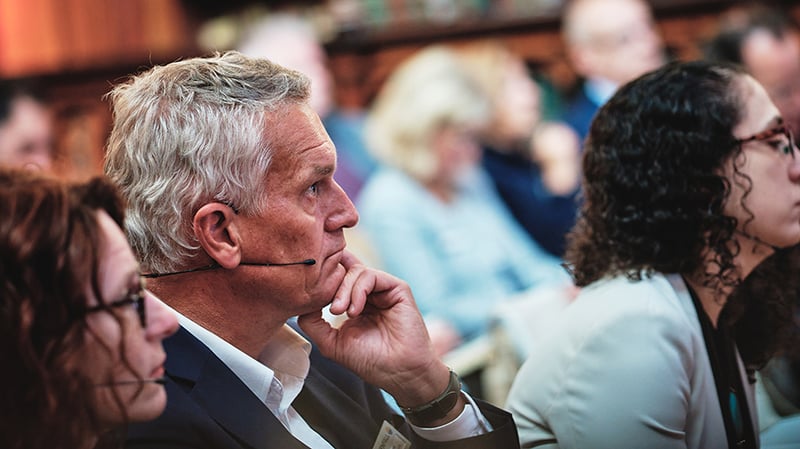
left=743, top=29, right=800, bottom=133
left=570, top=0, right=666, bottom=86
left=0, top=96, right=54, bottom=171
left=236, top=103, right=358, bottom=315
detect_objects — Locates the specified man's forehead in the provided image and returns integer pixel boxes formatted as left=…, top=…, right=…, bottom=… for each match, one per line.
left=576, top=0, right=649, bottom=35
left=744, top=30, right=799, bottom=64
left=269, top=134, right=336, bottom=179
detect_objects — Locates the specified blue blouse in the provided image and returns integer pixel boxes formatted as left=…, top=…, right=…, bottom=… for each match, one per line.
left=357, top=166, right=568, bottom=340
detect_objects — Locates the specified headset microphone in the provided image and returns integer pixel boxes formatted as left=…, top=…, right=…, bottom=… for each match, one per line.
left=143, top=259, right=317, bottom=278
left=241, top=259, right=316, bottom=268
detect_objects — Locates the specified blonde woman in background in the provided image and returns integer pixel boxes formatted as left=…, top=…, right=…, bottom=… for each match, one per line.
left=357, top=45, right=570, bottom=358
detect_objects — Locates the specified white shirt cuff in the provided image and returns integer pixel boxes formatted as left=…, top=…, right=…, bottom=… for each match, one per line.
left=408, top=392, right=493, bottom=441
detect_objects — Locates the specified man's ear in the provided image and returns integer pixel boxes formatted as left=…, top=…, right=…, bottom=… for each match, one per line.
left=193, top=203, right=242, bottom=270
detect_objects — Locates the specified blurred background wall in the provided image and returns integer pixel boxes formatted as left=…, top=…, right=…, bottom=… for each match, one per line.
left=1, top=0, right=797, bottom=180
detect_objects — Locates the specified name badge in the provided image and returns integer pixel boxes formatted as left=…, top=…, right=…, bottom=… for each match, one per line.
left=371, top=420, right=411, bottom=449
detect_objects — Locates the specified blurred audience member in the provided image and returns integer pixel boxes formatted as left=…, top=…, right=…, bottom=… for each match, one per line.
left=358, top=45, right=569, bottom=355
left=560, top=0, right=667, bottom=140
left=0, top=168, right=178, bottom=449
left=705, top=4, right=800, bottom=136
left=457, top=41, right=581, bottom=257
left=0, top=80, right=55, bottom=171
left=237, top=13, right=376, bottom=200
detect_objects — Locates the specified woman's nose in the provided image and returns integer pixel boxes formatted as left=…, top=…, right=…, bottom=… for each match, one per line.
left=144, top=291, right=179, bottom=340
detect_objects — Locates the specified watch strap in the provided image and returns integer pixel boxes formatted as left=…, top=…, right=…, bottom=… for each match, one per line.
left=399, top=370, right=462, bottom=425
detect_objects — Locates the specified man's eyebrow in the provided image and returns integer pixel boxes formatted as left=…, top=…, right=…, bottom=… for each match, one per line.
left=313, top=165, right=334, bottom=177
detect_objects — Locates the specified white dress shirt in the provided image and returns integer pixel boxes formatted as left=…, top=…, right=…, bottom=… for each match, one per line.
left=178, top=313, right=491, bottom=448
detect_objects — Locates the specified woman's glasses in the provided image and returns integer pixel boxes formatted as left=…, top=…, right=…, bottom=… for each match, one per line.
left=84, top=282, right=147, bottom=328
left=735, top=125, right=797, bottom=159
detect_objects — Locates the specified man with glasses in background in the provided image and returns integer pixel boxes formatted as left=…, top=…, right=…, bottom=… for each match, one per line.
left=560, top=0, right=667, bottom=141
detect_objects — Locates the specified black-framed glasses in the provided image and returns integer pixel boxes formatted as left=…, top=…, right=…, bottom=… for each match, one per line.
left=84, top=282, right=147, bottom=328
left=735, top=125, right=797, bottom=159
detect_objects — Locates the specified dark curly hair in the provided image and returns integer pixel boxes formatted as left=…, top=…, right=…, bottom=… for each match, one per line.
left=724, top=245, right=800, bottom=368
left=0, top=168, right=134, bottom=449
left=566, top=60, right=748, bottom=289
left=566, top=60, right=797, bottom=366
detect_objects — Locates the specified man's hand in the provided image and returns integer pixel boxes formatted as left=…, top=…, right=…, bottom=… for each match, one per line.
left=297, top=251, right=457, bottom=413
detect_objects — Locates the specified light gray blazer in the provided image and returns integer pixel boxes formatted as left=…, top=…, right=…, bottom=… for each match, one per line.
left=506, top=273, right=758, bottom=449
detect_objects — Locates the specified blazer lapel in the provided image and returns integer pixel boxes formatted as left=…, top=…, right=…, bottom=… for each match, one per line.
left=165, top=327, right=311, bottom=449
left=293, top=364, right=382, bottom=449
left=735, top=350, right=760, bottom=448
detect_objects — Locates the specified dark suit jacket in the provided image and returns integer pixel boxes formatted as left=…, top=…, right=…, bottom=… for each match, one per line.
left=126, top=327, right=520, bottom=449
left=561, top=85, right=601, bottom=143
left=482, top=147, right=579, bottom=257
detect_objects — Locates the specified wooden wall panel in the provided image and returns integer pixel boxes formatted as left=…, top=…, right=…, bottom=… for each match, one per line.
left=0, top=0, right=196, bottom=78
left=0, top=0, right=63, bottom=75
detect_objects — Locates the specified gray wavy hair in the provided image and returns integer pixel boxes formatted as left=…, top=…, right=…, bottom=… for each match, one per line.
left=104, top=51, right=310, bottom=273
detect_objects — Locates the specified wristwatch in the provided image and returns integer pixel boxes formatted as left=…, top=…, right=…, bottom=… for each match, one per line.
left=399, top=370, right=462, bottom=425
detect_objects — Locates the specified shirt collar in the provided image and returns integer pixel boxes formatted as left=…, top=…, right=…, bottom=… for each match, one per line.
left=584, top=77, right=619, bottom=106
left=177, top=312, right=311, bottom=408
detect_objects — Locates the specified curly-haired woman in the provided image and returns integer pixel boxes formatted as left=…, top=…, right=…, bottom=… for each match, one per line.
left=506, top=61, right=800, bottom=449
left=0, top=168, right=178, bottom=449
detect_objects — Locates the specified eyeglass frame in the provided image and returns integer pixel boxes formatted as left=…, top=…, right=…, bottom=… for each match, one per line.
left=734, top=125, right=797, bottom=159
left=84, top=281, right=147, bottom=328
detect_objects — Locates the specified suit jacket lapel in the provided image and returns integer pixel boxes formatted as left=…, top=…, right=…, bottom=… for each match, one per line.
left=166, top=327, right=311, bottom=449
left=293, top=364, right=382, bottom=449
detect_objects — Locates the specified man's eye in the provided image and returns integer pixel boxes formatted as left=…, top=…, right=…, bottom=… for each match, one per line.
left=308, top=183, right=319, bottom=194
